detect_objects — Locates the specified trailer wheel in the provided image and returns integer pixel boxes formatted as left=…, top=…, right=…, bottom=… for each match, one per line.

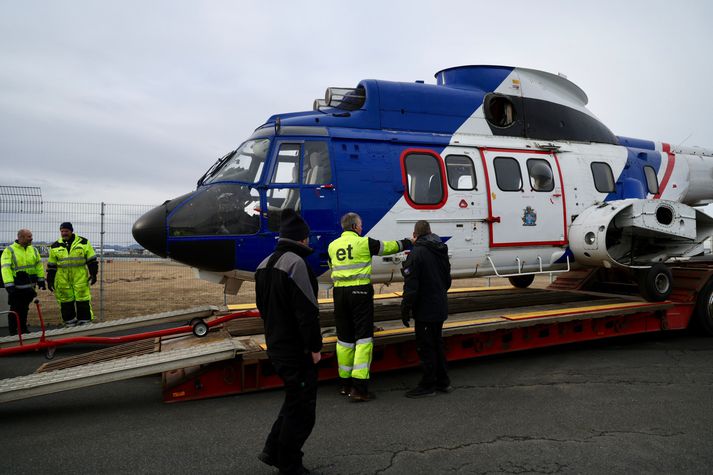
left=508, top=274, right=535, bottom=288
left=693, top=278, right=713, bottom=336
left=636, top=264, right=672, bottom=302
left=192, top=319, right=209, bottom=338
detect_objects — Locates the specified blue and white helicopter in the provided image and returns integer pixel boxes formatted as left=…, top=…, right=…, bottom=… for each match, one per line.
left=133, top=65, right=713, bottom=301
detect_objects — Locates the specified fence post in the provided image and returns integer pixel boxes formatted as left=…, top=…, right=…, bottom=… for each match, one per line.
left=100, top=202, right=105, bottom=321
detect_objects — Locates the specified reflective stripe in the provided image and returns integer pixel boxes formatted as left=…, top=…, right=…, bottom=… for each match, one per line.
left=56, top=263, right=88, bottom=268
left=353, top=363, right=370, bottom=370
left=4, top=283, right=14, bottom=288
left=1, top=264, right=10, bottom=268
left=378, top=241, right=384, bottom=255
left=15, top=283, right=33, bottom=289
left=15, top=265, right=35, bottom=270
left=339, top=365, right=353, bottom=373
left=331, top=262, right=370, bottom=271
left=58, top=257, right=86, bottom=262
left=337, top=339, right=355, bottom=349
left=332, top=273, right=371, bottom=281
left=356, top=337, right=373, bottom=345
left=7, top=246, right=17, bottom=268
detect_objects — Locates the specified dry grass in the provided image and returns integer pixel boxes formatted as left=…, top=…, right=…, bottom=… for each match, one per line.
left=24, top=260, right=552, bottom=326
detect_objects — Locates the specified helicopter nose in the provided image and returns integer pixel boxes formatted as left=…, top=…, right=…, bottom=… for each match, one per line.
left=132, top=203, right=168, bottom=258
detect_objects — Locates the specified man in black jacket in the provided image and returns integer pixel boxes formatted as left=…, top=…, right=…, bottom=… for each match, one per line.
left=400, top=220, right=452, bottom=398
left=255, top=209, right=323, bottom=475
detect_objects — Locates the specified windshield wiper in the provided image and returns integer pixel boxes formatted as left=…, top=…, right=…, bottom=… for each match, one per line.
left=197, top=150, right=237, bottom=187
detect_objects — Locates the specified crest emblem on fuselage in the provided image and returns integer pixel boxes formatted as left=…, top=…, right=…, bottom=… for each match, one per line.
left=522, top=206, right=537, bottom=226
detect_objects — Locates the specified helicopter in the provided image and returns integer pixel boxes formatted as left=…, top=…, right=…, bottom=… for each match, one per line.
left=133, top=65, right=713, bottom=301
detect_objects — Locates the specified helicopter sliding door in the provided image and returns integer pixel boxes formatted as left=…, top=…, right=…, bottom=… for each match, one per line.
left=479, top=148, right=567, bottom=247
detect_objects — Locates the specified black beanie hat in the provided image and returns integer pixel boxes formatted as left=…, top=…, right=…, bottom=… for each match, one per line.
left=60, top=222, right=73, bottom=231
left=279, top=209, right=310, bottom=241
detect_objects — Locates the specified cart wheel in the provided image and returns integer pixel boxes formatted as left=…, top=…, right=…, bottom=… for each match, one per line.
left=508, top=274, right=535, bottom=288
left=692, top=278, right=713, bottom=335
left=637, top=264, right=672, bottom=302
left=45, top=347, right=56, bottom=360
left=192, top=320, right=209, bottom=338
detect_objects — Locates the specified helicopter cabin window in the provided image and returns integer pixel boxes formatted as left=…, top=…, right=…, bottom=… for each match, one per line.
left=644, top=165, right=659, bottom=194
left=302, top=141, right=332, bottom=185
left=404, top=152, right=445, bottom=206
left=591, top=162, right=616, bottom=193
left=204, top=138, right=270, bottom=184
left=484, top=94, right=516, bottom=128
left=272, top=143, right=301, bottom=184
left=526, top=158, right=555, bottom=192
left=445, top=155, right=476, bottom=190
left=493, top=157, right=522, bottom=191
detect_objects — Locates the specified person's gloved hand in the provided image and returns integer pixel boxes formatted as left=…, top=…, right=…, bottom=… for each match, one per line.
left=89, top=274, right=97, bottom=285
left=37, top=280, right=46, bottom=290
left=401, top=238, right=413, bottom=251
left=401, top=305, right=411, bottom=328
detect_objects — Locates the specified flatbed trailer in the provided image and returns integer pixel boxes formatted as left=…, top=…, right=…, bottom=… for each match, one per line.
left=1, top=262, right=712, bottom=404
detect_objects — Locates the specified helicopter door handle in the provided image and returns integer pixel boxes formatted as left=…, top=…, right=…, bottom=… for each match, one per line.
left=485, top=216, right=501, bottom=223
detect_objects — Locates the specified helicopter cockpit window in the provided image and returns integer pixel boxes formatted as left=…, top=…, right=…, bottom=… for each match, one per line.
left=445, top=155, right=476, bottom=190
left=494, top=157, right=522, bottom=191
left=644, top=165, right=659, bottom=194
left=527, top=158, right=555, bottom=192
left=485, top=94, right=516, bottom=128
left=591, top=162, right=616, bottom=193
left=303, top=142, right=332, bottom=184
left=204, top=139, right=270, bottom=184
left=404, top=152, right=444, bottom=206
left=272, top=143, right=301, bottom=184
left=168, top=184, right=260, bottom=236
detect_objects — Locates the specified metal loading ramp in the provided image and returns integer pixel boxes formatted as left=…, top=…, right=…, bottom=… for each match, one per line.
left=0, top=334, right=244, bottom=403
left=0, top=305, right=220, bottom=349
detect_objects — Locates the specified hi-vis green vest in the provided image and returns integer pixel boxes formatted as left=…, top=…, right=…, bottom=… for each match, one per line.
left=1, top=242, right=45, bottom=290
left=327, top=231, right=405, bottom=287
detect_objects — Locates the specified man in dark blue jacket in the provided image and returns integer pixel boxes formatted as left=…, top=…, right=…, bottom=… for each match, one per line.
left=401, top=220, right=452, bottom=398
left=255, top=209, right=322, bottom=475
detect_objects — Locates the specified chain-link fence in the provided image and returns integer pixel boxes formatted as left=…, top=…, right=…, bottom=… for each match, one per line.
left=1, top=200, right=247, bottom=326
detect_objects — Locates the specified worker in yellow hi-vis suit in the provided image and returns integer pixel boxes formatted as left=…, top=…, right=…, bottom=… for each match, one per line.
left=1, top=229, right=45, bottom=335
left=328, top=212, right=411, bottom=402
left=47, top=222, right=98, bottom=325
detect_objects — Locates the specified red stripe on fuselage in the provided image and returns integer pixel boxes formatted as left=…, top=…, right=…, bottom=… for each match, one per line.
left=654, top=143, right=675, bottom=199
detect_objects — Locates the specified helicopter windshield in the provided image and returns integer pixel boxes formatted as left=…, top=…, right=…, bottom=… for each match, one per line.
left=204, top=138, right=270, bottom=185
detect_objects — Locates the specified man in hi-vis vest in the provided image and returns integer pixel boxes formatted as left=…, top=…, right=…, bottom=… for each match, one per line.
left=328, top=212, right=411, bottom=402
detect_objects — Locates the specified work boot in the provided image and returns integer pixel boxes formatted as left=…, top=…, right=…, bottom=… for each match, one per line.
left=338, top=384, right=351, bottom=396
left=349, top=388, right=376, bottom=402
left=64, top=318, right=78, bottom=327
left=405, top=386, right=437, bottom=398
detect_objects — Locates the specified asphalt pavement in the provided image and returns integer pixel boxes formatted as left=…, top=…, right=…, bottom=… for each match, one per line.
left=1, top=331, right=713, bottom=474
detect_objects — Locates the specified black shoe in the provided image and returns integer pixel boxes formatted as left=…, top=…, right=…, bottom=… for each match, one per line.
left=257, top=451, right=277, bottom=467
left=338, top=385, right=351, bottom=396
left=436, top=385, right=454, bottom=394
left=405, top=386, right=436, bottom=398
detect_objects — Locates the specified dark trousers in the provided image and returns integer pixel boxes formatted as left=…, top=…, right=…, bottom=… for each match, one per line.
left=7, top=289, right=35, bottom=335
left=415, top=320, right=450, bottom=389
left=263, top=357, right=318, bottom=474
left=60, top=300, right=92, bottom=322
left=333, top=284, right=374, bottom=392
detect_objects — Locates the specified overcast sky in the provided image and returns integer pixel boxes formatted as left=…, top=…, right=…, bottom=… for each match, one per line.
left=1, top=0, right=712, bottom=205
